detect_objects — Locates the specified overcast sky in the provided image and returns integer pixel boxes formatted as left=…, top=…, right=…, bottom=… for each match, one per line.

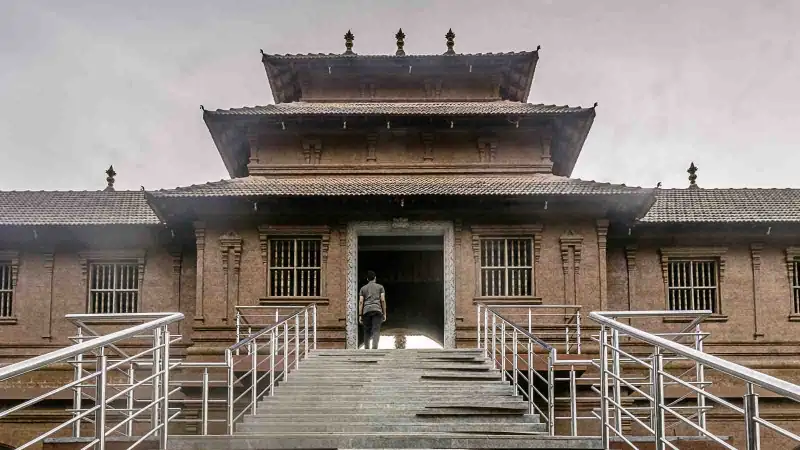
left=1, top=0, right=798, bottom=191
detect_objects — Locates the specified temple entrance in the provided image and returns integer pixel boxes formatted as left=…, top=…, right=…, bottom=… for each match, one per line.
left=345, top=220, right=455, bottom=349
left=357, top=236, right=444, bottom=348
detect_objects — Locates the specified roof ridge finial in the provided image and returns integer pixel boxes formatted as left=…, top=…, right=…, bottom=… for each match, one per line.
left=687, top=162, right=699, bottom=189
left=344, top=30, right=355, bottom=55
left=105, top=165, right=117, bottom=192
left=444, top=28, right=456, bottom=55
left=395, top=28, right=406, bottom=56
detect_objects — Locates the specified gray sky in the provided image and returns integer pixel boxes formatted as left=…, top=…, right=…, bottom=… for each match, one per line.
left=1, top=0, right=798, bottom=191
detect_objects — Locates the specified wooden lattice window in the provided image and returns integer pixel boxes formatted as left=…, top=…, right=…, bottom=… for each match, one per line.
left=88, top=262, right=140, bottom=314
left=0, top=263, right=13, bottom=318
left=269, top=238, right=322, bottom=297
left=480, top=238, right=533, bottom=297
left=667, top=260, right=719, bottom=313
left=792, top=260, right=800, bottom=315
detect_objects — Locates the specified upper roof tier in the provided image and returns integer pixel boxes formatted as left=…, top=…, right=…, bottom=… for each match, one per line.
left=261, top=30, right=540, bottom=103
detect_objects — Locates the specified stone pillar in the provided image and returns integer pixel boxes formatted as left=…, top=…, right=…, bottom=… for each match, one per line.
left=596, top=220, right=609, bottom=311
left=194, top=222, right=206, bottom=322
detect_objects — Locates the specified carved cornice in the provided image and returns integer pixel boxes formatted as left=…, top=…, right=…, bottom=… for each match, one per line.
left=219, top=231, right=243, bottom=273
left=625, top=245, right=637, bottom=272
left=750, top=243, right=763, bottom=270
left=194, top=222, right=206, bottom=251
left=453, top=220, right=463, bottom=247
left=246, top=127, right=260, bottom=165
left=0, top=251, right=20, bottom=289
left=659, top=247, right=728, bottom=284
left=560, top=231, right=583, bottom=275
left=785, top=247, right=800, bottom=285
left=258, top=225, right=331, bottom=264
left=596, top=220, right=609, bottom=248
left=470, top=225, right=544, bottom=262
left=78, top=250, right=146, bottom=284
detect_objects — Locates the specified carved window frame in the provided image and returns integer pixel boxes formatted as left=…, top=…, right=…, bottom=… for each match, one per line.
left=786, top=247, right=800, bottom=320
left=79, top=250, right=146, bottom=314
left=258, top=225, right=330, bottom=301
left=659, top=247, right=727, bottom=322
left=0, top=251, right=19, bottom=323
left=471, top=225, right=542, bottom=303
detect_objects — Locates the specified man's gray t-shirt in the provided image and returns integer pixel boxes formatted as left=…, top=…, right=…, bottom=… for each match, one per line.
left=359, top=281, right=385, bottom=315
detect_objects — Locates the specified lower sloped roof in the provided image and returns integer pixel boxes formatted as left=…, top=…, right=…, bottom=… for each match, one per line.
left=640, top=188, right=800, bottom=223
left=149, top=174, right=649, bottom=198
left=0, top=191, right=161, bottom=226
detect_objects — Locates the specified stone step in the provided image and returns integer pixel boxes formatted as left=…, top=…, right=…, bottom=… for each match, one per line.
left=257, top=399, right=527, bottom=410
left=169, top=433, right=603, bottom=449
left=261, top=394, right=518, bottom=402
left=236, top=422, right=548, bottom=434
left=246, top=405, right=528, bottom=415
left=242, top=413, right=541, bottom=424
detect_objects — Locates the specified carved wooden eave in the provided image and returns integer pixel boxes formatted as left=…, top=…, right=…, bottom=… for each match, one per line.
left=0, top=251, right=20, bottom=289
left=658, top=247, right=728, bottom=285
left=78, top=250, right=146, bottom=280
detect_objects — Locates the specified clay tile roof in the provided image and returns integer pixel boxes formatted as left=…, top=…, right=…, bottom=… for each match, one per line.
left=0, top=191, right=161, bottom=226
left=640, top=189, right=800, bottom=223
left=261, top=51, right=537, bottom=60
left=204, top=101, right=590, bottom=117
left=150, top=174, right=648, bottom=198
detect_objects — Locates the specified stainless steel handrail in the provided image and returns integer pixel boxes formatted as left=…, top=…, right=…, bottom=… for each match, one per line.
left=591, top=311, right=800, bottom=402
left=229, top=304, right=316, bottom=352
left=0, top=312, right=183, bottom=381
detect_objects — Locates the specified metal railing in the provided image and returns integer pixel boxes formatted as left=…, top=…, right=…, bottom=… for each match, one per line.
left=225, top=303, right=317, bottom=433
left=0, top=312, right=183, bottom=450
left=476, top=303, right=562, bottom=435
left=234, top=305, right=307, bottom=354
left=593, top=310, right=800, bottom=450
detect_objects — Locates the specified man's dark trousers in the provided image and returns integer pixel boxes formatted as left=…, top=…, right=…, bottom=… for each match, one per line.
left=362, top=311, right=383, bottom=349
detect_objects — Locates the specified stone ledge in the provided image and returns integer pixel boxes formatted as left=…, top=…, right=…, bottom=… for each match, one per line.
left=663, top=314, right=728, bottom=324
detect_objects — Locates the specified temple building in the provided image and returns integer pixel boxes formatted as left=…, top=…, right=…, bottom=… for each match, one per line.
left=1, top=29, right=800, bottom=447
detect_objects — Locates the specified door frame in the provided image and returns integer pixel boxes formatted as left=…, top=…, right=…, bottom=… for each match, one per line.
left=346, top=220, right=455, bottom=349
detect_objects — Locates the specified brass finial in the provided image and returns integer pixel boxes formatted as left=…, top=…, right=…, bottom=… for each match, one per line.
left=395, top=28, right=406, bottom=56
left=105, top=165, right=117, bottom=191
left=687, top=162, right=698, bottom=189
left=344, top=30, right=355, bottom=55
left=444, top=28, right=456, bottom=55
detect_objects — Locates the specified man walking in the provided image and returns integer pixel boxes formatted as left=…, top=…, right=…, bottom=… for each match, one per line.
left=359, top=270, right=386, bottom=350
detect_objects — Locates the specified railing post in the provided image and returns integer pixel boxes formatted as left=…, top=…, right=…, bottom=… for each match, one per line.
left=547, top=348, right=556, bottom=436
left=72, top=328, right=84, bottom=438
left=652, top=347, right=666, bottom=450
left=295, top=314, right=300, bottom=369
left=483, top=307, right=489, bottom=359
left=226, top=349, right=234, bottom=435
left=501, top=322, right=506, bottom=382
left=160, top=327, right=171, bottom=449
left=151, top=327, right=162, bottom=434
left=744, top=383, right=761, bottom=450
left=599, top=325, right=610, bottom=449
left=235, top=311, right=241, bottom=356
left=95, top=353, right=107, bottom=450
left=491, top=314, right=497, bottom=370
left=312, top=304, right=317, bottom=350
left=126, top=364, right=135, bottom=436
left=476, top=304, right=482, bottom=350
left=512, top=329, right=518, bottom=396
left=283, top=322, right=289, bottom=381
left=695, top=323, right=707, bottom=431
left=304, top=308, right=309, bottom=358
left=611, top=328, right=623, bottom=434
left=270, top=330, right=276, bottom=396
left=576, top=313, right=582, bottom=354
left=569, top=366, right=578, bottom=436
left=527, top=341, right=534, bottom=415
left=249, top=337, right=258, bottom=414
left=565, top=326, right=570, bottom=354
left=201, top=367, right=210, bottom=435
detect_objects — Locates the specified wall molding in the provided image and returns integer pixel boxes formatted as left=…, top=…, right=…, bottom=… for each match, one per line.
left=658, top=247, right=728, bottom=285
left=470, top=224, right=543, bottom=297
left=559, top=231, right=583, bottom=305
left=258, top=225, right=331, bottom=298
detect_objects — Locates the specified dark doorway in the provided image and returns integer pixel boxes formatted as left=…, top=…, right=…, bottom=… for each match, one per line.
left=357, top=235, right=444, bottom=347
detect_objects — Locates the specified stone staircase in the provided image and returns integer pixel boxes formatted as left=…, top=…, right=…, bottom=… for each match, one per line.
left=172, top=349, right=601, bottom=449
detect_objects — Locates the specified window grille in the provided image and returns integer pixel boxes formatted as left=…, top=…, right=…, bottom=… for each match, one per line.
left=667, top=260, right=719, bottom=313
left=88, top=262, right=140, bottom=314
left=480, top=238, right=533, bottom=297
left=269, top=238, right=322, bottom=297
left=0, top=263, right=12, bottom=317
left=792, top=260, right=800, bottom=315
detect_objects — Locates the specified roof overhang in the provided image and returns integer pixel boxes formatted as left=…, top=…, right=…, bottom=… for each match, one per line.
left=262, top=51, right=539, bottom=104
left=202, top=104, right=595, bottom=178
